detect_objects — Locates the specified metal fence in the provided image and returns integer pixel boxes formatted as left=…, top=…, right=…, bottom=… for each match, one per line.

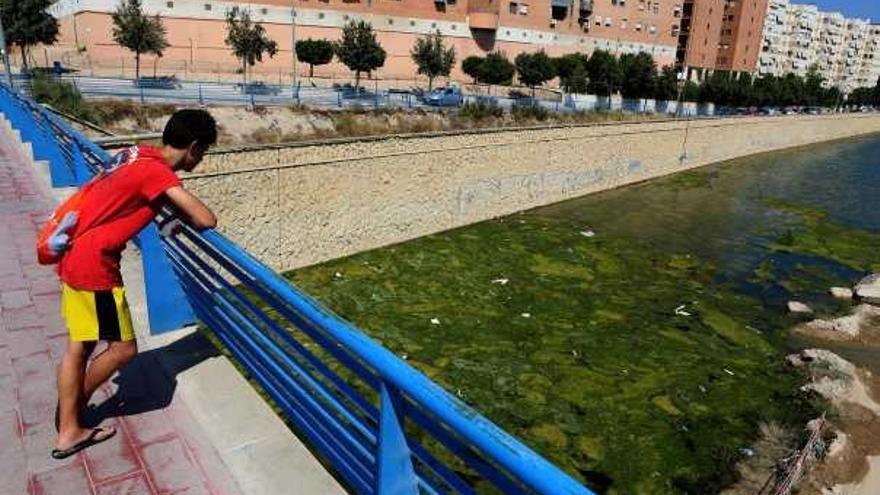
left=0, top=82, right=595, bottom=495
left=12, top=73, right=720, bottom=116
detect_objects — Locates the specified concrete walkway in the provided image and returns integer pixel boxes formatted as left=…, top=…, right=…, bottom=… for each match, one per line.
left=0, top=125, right=243, bottom=495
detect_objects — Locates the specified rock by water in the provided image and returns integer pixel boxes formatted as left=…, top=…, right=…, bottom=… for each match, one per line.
left=855, top=274, right=880, bottom=305
left=830, top=287, right=854, bottom=300
left=789, top=301, right=814, bottom=314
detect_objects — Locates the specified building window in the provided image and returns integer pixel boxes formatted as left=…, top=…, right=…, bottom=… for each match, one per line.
left=318, top=12, right=325, bottom=18
left=166, top=1, right=174, bottom=7
left=387, top=19, right=393, bottom=25
left=203, top=3, right=211, bottom=11
left=509, top=2, right=517, bottom=14
left=260, top=7, right=268, bottom=14
left=410, top=20, right=416, bottom=26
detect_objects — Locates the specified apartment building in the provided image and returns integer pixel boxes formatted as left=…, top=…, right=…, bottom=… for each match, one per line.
left=675, top=0, right=767, bottom=79
left=45, top=0, right=684, bottom=82
left=757, top=1, right=880, bottom=93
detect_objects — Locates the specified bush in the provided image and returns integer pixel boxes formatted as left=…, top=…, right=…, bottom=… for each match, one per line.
left=29, top=74, right=101, bottom=124
left=458, top=101, right=503, bottom=121
left=511, top=103, right=549, bottom=122
left=93, top=99, right=176, bottom=127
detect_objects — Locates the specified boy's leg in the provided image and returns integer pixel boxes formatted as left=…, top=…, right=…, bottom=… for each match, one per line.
left=56, top=339, right=101, bottom=448
left=82, top=340, right=138, bottom=402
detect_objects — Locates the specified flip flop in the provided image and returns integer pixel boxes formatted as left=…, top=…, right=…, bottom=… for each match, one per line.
left=50, top=427, right=116, bottom=460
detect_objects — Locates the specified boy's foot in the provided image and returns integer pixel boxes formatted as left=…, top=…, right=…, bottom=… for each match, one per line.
left=51, top=427, right=116, bottom=460
left=54, top=400, right=92, bottom=432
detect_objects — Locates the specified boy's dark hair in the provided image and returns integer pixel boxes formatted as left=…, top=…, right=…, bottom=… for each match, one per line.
left=162, top=109, right=218, bottom=149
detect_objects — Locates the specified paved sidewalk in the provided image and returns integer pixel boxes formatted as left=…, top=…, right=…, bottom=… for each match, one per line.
left=0, top=128, right=241, bottom=494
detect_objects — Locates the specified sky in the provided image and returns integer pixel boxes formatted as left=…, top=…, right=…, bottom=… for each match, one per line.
left=798, top=0, right=880, bottom=20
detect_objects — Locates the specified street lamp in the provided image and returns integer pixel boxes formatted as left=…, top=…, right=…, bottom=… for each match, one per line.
left=291, top=0, right=298, bottom=88
left=675, top=70, right=686, bottom=118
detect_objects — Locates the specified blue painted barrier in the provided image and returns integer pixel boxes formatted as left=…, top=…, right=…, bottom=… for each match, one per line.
left=0, top=81, right=596, bottom=495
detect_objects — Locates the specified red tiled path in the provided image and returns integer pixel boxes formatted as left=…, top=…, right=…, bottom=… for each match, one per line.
left=0, top=131, right=238, bottom=494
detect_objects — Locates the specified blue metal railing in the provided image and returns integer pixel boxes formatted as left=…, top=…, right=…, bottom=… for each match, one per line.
left=0, top=82, right=595, bottom=495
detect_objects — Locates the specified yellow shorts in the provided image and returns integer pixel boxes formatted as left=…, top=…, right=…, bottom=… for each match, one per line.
left=61, top=283, right=135, bottom=342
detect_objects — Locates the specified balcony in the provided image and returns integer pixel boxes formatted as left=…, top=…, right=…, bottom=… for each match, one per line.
left=468, top=0, right=499, bottom=30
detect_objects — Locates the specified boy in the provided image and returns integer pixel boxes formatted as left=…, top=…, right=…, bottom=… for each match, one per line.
left=50, top=109, right=219, bottom=459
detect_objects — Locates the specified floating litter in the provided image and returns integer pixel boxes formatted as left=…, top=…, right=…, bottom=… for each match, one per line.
left=334, top=272, right=343, bottom=278
left=492, top=278, right=510, bottom=285
left=579, top=230, right=596, bottom=238
left=723, top=368, right=735, bottom=376
left=674, top=305, right=692, bottom=317
left=430, top=318, right=441, bottom=325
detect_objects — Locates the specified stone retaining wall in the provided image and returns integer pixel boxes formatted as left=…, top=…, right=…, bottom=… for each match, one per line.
left=183, top=115, right=880, bottom=272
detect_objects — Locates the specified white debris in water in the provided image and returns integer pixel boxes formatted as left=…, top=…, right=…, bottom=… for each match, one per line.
left=430, top=318, right=441, bottom=325
left=491, top=278, right=510, bottom=285
left=746, top=325, right=762, bottom=334
left=334, top=272, right=343, bottom=279
left=723, top=368, right=736, bottom=376
left=401, top=353, right=409, bottom=360
left=699, top=385, right=707, bottom=393
left=572, top=349, right=580, bottom=358
left=579, top=230, right=596, bottom=238
left=674, top=305, right=692, bottom=317
left=521, top=313, right=531, bottom=318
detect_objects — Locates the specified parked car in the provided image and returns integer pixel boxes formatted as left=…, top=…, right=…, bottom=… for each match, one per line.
left=236, top=81, right=282, bottom=96
left=424, top=86, right=463, bottom=107
left=134, top=76, right=182, bottom=90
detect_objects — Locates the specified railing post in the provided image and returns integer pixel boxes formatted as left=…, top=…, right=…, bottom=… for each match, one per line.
left=198, top=84, right=204, bottom=106
left=377, top=383, right=419, bottom=495
left=135, top=224, right=197, bottom=334
left=139, top=85, right=145, bottom=104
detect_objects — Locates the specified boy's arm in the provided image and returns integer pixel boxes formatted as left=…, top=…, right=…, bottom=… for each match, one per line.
left=163, top=186, right=217, bottom=230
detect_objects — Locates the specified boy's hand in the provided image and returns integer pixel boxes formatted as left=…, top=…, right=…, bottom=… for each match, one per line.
left=158, top=217, right=184, bottom=238
left=48, top=211, right=78, bottom=255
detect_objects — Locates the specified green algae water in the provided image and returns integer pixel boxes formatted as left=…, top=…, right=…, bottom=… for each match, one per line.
left=285, top=134, right=880, bottom=494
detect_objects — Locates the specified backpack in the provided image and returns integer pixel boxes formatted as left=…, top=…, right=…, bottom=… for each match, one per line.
left=36, top=181, right=96, bottom=265
left=35, top=147, right=139, bottom=265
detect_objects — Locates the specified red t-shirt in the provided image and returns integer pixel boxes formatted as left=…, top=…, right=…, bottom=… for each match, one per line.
left=58, top=146, right=181, bottom=290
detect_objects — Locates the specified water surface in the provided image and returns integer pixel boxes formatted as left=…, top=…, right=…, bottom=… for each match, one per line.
left=287, top=134, right=880, bottom=494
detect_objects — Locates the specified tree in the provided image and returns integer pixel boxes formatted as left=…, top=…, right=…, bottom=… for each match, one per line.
left=224, top=7, right=278, bottom=85
left=0, top=0, right=58, bottom=72
left=554, top=53, right=588, bottom=94
left=462, top=56, right=484, bottom=84
left=653, top=66, right=678, bottom=101
left=514, top=51, right=556, bottom=96
left=681, top=81, right=700, bottom=102
left=874, top=76, right=880, bottom=106
left=295, top=38, right=334, bottom=78
left=618, top=52, right=656, bottom=99
left=479, top=52, right=515, bottom=86
left=111, top=0, right=168, bottom=81
left=410, top=30, right=455, bottom=91
left=335, top=20, right=386, bottom=90
left=586, top=50, right=621, bottom=97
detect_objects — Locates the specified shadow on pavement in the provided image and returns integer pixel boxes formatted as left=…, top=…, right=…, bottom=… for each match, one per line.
left=87, top=330, right=220, bottom=425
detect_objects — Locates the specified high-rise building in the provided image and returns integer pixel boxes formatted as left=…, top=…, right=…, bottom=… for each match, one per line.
left=716, top=0, right=768, bottom=72
left=756, top=1, right=880, bottom=93
left=45, top=0, right=684, bottom=82
left=675, top=0, right=767, bottom=79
